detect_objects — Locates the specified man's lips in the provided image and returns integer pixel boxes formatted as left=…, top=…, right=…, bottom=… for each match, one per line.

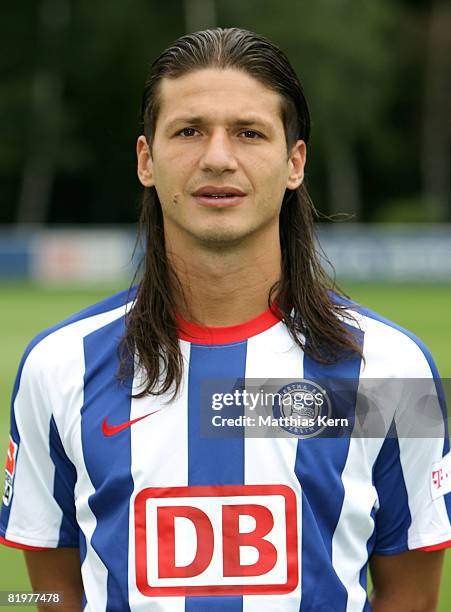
left=192, top=186, right=246, bottom=197
left=191, top=186, right=247, bottom=207
left=193, top=194, right=246, bottom=207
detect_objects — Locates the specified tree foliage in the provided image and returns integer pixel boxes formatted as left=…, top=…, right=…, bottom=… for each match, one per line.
left=1, top=0, right=448, bottom=224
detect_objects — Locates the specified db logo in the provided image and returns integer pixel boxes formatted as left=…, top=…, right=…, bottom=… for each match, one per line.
left=3, top=436, right=18, bottom=507
left=134, top=484, right=298, bottom=596
left=5, top=437, right=17, bottom=476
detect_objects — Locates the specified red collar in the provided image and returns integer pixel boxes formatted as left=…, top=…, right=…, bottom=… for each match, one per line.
left=176, top=307, right=282, bottom=345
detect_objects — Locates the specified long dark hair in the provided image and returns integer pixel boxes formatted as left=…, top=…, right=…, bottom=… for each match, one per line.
left=120, top=27, right=362, bottom=398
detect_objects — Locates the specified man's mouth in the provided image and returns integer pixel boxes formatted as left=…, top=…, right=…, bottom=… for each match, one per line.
left=193, top=193, right=246, bottom=207
left=192, top=186, right=247, bottom=206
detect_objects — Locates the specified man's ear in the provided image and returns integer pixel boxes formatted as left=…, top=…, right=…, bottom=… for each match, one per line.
left=136, top=135, right=154, bottom=187
left=286, top=140, right=306, bottom=190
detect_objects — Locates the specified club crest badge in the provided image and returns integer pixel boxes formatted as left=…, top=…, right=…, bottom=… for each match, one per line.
left=272, top=380, right=332, bottom=438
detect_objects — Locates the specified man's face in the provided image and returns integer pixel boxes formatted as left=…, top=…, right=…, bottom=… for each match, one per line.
left=137, top=68, right=306, bottom=248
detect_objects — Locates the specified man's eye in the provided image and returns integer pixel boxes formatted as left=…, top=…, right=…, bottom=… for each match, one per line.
left=177, top=128, right=198, bottom=137
left=240, top=130, right=261, bottom=139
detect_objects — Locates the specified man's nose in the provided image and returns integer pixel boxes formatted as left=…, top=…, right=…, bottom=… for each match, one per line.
left=199, top=129, right=238, bottom=173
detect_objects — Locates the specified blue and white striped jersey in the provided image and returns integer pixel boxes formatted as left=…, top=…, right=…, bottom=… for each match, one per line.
left=1, top=287, right=451, bottom=611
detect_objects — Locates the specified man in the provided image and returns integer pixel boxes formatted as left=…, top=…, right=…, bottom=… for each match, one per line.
left=1, top=28, right=450, bottom=611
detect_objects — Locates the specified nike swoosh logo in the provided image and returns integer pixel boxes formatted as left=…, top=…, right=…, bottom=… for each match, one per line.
left=102, top=410, right=160, bottom=437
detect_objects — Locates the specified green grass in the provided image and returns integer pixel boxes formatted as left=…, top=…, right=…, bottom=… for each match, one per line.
left=0, top=282, right=450, bottom=608
left=342, top=283, right=451, bottom=376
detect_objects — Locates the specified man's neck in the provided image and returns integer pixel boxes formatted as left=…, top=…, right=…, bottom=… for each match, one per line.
left=166, top=226, right=282, bottom=327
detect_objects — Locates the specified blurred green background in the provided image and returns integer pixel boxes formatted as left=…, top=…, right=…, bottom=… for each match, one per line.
left=1, top=0, right=450, bottom=225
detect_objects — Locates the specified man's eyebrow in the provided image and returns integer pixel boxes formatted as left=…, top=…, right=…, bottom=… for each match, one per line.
left=164, top=115, right=274, bottom=132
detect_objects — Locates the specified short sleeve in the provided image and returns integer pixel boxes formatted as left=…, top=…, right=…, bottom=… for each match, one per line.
left=0, top=340, right=79, bottom=549
left=372, top=346, right=451, bottom=555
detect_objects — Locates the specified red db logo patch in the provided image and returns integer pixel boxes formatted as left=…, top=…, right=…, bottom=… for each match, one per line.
left=3, top=436, right=18, bottom=507
left=5, top=436, right=17, bottom=476
left=134, top=484, right=298, bottom=597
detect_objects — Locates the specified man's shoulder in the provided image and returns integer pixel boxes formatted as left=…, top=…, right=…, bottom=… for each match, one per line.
left=18, top=286, right=137, bottom=382
left=331, top=291, right=439, bottom=379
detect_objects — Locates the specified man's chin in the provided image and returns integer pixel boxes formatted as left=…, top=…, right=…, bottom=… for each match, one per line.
left=191, top=228, right=252, bottom=250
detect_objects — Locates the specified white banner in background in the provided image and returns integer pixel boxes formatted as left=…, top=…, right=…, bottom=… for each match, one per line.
left=31, top=229, right=136, bottom=284
left=1, top=224, right=451, bottom=283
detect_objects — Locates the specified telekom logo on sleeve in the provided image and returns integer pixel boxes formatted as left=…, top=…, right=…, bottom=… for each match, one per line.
left=431, top=452, right=451, bottom=500
left=134, top=484, right=299, bottom=596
